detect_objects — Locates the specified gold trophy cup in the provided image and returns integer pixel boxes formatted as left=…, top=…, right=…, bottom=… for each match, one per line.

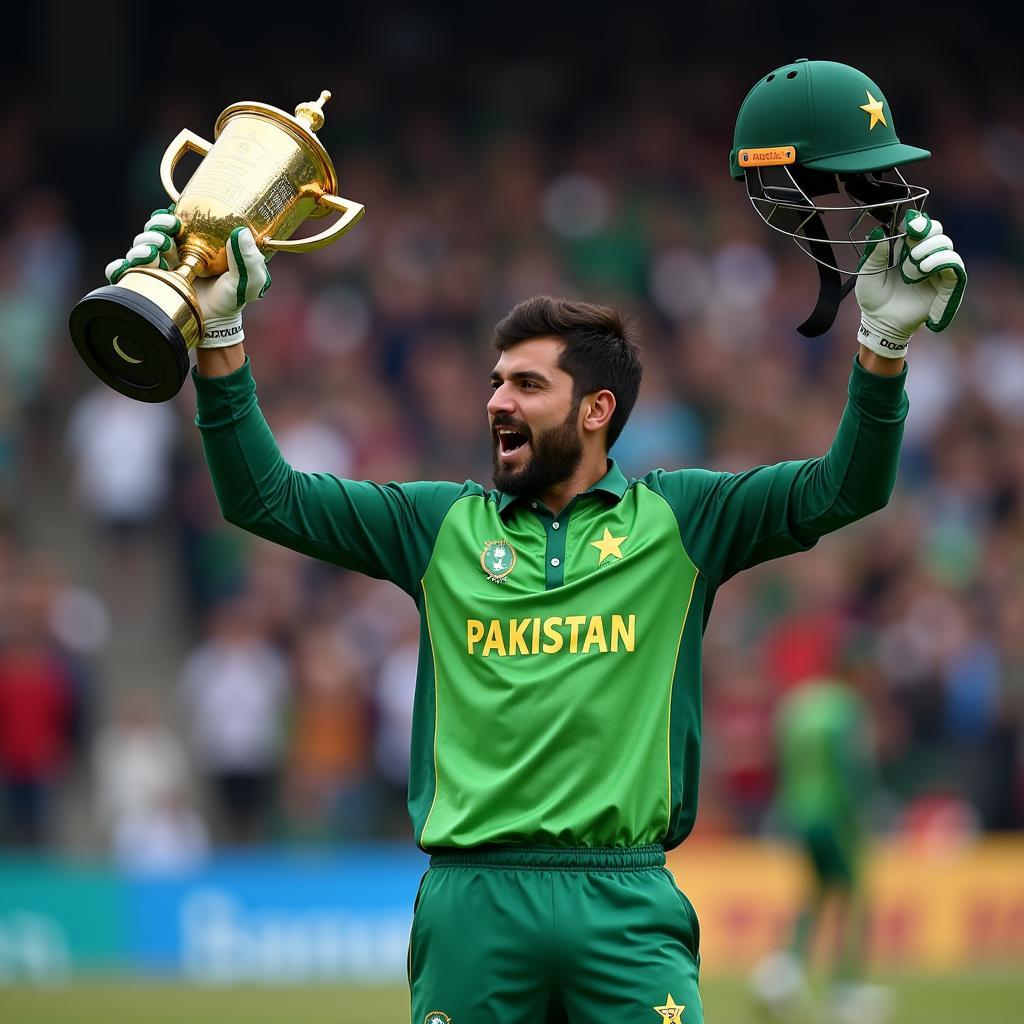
left=69, top=91, right=364, bottom=402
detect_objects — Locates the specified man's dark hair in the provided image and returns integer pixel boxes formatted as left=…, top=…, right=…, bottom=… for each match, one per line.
left=493, top=295, right=643, bottom=449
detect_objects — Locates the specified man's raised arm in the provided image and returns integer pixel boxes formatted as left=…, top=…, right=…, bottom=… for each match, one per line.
left=193, top=355, right=468, bottom=597
left=648, top=210, right=966, bottom=585
left=650, top=353, right=909, bottom=584
left=106, top=213, right=467, bottom=597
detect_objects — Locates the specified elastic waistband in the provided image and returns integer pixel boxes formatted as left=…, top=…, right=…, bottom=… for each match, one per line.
left=428, top=843, right=666, bottom=872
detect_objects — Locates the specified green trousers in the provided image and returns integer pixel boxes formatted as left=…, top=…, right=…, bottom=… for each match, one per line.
left=800, top=820, right=862, bottom=887
left=408, top=845, right=702, bottom=1024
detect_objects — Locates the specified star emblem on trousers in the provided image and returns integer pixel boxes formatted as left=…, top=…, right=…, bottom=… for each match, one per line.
left=654, top=993, right=685, bottom=1021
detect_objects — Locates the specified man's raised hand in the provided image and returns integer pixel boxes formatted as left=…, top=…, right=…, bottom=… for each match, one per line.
left=855, top=209, right=967, bottom=360
left=105, top=209, right=270, bottom=348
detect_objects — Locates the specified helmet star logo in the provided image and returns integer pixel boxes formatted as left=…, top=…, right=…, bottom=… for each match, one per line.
left=654, top=993, right=685, bottom=1021
left=859, top=90, right=887, bottom=131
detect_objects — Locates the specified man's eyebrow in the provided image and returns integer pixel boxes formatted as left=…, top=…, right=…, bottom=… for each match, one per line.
left=489, top=369, right=552, bottom=384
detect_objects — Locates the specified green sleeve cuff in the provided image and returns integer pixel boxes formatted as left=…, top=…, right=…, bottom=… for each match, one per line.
left=849, top=353, right=909, bottom=421
left=192, top=357, right=258, bottom=430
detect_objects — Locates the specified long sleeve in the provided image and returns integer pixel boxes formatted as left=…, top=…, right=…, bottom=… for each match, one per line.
left=648, top=354, right=909, bottom=584
left=192, top=359, right=476, bottom=597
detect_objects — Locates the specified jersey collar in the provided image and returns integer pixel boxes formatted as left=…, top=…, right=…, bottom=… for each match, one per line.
left=497, top=458, right=629, bottom=517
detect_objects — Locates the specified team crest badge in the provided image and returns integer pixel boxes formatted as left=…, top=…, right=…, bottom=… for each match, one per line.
left=424, top=1013, right=452, bottom=1024
left=481, top=539, right=516, bottom=583
left=654, top=994, right=685, bottom=1021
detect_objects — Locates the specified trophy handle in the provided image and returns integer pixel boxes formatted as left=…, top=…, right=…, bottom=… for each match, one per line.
left=159, top=129, right=214, bottom=202
left=262, top=192, right=365, bottom=253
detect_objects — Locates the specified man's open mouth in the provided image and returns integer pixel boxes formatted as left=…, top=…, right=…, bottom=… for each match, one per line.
left=496, top=427, right=529, bottom=457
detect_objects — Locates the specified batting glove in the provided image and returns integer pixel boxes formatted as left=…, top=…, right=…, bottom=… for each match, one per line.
left=105, top=208, right=271, bottom=348
left=855, top=209, right=967, bottom=359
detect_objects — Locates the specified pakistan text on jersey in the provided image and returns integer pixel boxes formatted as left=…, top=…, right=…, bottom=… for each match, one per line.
left=466, top=614, right=636, bottom=657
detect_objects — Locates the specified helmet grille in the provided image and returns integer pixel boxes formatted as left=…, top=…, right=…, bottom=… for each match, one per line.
left=745, top=164, right=929, bottom=276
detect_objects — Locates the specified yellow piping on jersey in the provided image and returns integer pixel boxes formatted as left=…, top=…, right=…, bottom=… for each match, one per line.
left=666, top=571, right=699, bottom=833
left=419, top=578, right=443, bottom=847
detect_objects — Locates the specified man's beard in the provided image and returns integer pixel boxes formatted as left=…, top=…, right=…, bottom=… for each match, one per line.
left=492, top=403, right=583, bottom=497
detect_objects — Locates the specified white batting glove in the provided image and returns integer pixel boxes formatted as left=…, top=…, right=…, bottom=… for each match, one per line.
left=855, top=209, right=967, bottom=359
left=105, top=208, right=271, bottom=348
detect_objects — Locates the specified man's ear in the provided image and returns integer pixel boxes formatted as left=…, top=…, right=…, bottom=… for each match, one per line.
left=581, top=389, right=616, bottom=437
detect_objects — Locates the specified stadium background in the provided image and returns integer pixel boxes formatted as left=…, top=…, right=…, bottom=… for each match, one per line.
left=1, top=2, right=1022, bottom=1020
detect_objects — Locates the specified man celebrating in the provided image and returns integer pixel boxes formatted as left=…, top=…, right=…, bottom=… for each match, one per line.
left=104, top=63, right=965, bottom=1024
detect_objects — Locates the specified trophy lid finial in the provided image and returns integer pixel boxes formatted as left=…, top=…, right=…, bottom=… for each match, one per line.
left=295, top=90, right=331, bottom=132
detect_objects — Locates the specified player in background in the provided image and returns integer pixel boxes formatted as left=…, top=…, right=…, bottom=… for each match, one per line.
left=750, top=678, right=891, bottom=1024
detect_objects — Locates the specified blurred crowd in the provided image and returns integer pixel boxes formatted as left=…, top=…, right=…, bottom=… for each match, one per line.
left=1, top=46, right=1022, bottom=864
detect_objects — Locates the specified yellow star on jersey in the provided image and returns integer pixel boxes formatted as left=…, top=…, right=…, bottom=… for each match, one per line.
left=654, top=993, right=685, bottom=1021
left=859, top=90, right=887, bottom=131
left=591, top=526, right=627, bottom=564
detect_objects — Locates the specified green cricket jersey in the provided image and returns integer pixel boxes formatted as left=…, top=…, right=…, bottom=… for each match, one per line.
left=193, top=355, right=907, bottom=852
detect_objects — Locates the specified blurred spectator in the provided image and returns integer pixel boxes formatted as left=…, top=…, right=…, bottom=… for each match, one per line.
left=705, top=653, right=777, bottom=833
left=284, top=622, right=373, bottom=840
left=64, top=386, right=179, bottom=610
left=17, top=552, right=100, bottom=714
left=274, top=396, right=355, bottom=477
left=0, top=581, right=78, bottom=846
left=371, top=618, right=420, bottom=836
left=179, top=596, right=290, bottom=844
left=173, top=428, right=252, bottom=621
left=611, top=349, right=704, bottom=476
left=0, top=190, right=80, bottom=423
left=112, top=788, right=210, bottom=875
left=65, top=387, right=178, bottom=539
left=92, top=693, right=190, bottom=835
left=0, top=345, right=20, bottom=508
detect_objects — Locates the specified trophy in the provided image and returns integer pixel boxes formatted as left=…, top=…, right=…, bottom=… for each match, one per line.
left=69, top=91, right=364, bottom=402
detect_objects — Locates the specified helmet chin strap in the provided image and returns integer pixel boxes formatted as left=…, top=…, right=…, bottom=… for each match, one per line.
left=794, top=171, right=906, bottom=338
left=796, top=218, right=845, bottom=337
left=744, top=166, right=919, bottom=338
left=796, top=221, right=857, bottom=338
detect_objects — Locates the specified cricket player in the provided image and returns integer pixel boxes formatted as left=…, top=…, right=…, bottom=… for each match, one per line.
left=750, top=678, right=889, bottom=1024
left=105, top=59, right=965, bottom=1023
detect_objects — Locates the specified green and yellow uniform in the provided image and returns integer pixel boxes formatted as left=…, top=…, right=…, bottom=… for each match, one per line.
left=776, top=681, right=875, bottom=888
left=194, top=355, right=907, bottom=1023
left=774, top=679, right=879, bottom=985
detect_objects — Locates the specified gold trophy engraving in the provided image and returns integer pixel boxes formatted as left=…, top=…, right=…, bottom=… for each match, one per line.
left=69, top=91, right=364, bottom=402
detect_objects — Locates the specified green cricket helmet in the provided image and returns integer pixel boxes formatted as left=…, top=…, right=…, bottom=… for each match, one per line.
left=732, top=59, right=930, bottom=336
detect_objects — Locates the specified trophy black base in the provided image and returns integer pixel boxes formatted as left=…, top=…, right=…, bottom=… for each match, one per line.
left=69, top=286, right=192, bottom=403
